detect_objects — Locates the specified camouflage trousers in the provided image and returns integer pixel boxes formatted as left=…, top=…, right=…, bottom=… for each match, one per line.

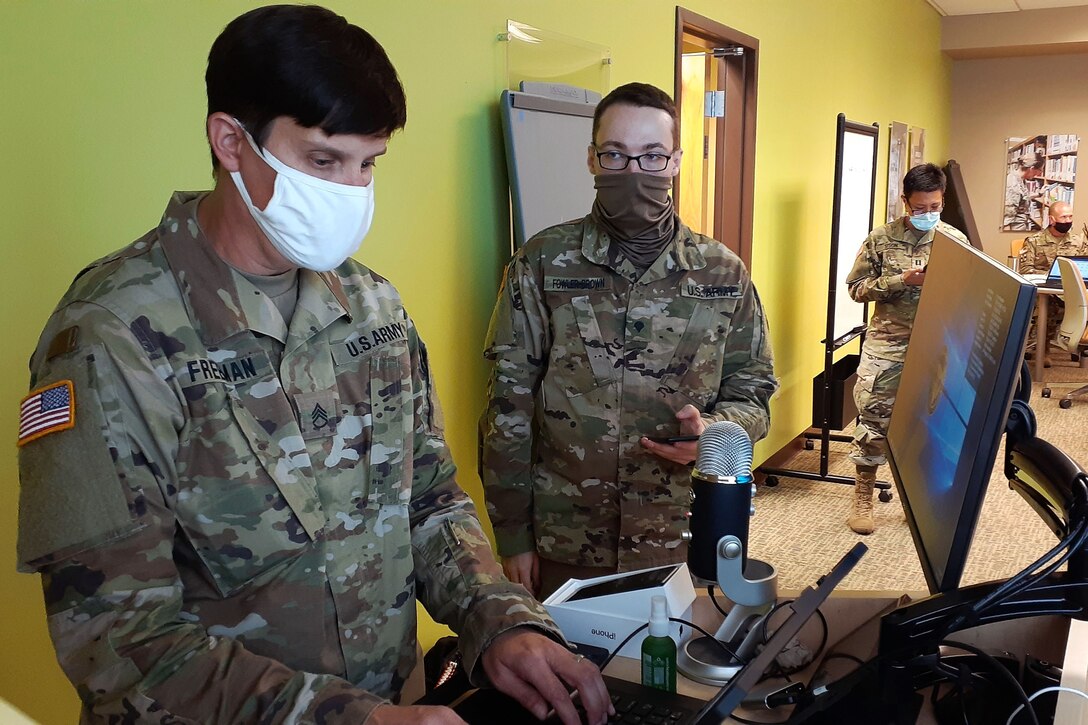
left=849, top=351, right=903, bottom=467
left=1027, top=297, right=1065, bottom=355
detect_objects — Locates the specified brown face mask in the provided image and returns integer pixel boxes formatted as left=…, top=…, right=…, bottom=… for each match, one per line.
left=591, top=173, right=676, bottom=268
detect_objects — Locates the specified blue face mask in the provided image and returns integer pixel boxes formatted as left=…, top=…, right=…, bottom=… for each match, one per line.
left=909, top=211, right=940, bottom=232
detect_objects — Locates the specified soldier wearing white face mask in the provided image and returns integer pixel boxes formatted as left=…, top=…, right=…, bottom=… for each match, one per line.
left=15, top=6, right=612, bottom=725
left=229, top=120, right=376, bottom=273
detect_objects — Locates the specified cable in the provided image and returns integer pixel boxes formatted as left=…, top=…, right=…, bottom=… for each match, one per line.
left=953, top=496, right=1088, bottom=632
left=966, top=519, right=1082, bottom=619
left=759, top=602, right=828, bottom=679
left=596, top=616, right=742, bottom=671
left=819, top=652, right=865, bottom=668
left=938, top=640, right=1039, bottom=725
left=598, top=622, right=647, bottom=671
left=1006, top=686, right=1088, bottom=725
left=708, top=584, right=730, bottom=619
left=971, top=516, right=1088, bottom=624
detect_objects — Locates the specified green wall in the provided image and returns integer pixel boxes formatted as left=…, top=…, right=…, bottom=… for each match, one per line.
left=0, top=1, right=951, bottom=720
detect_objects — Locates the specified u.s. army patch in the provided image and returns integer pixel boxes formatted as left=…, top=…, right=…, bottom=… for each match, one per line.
left=18, top=380, right=75, bottom=446
left=331, top=320, right=409, bottom=365
left=680, top=279, right=741, bottom=299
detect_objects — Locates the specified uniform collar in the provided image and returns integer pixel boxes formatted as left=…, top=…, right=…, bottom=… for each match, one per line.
left=580, top=217, right=707, bottom=283
left=157, top=191, right=352, bottom=347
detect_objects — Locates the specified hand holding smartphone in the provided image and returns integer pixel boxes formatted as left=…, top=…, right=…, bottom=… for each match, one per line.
left=644, top=434, right=699, bottom=444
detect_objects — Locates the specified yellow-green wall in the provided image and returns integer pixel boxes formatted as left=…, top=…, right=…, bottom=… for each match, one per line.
left=0, top=1, right=950, bottom=720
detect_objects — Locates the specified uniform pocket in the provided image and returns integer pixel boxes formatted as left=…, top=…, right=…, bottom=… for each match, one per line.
left=547, top=293, right=617, bottom=394
left=175, top=377, right=315, bottom=596
left=664, top=299, right=736, bottom=408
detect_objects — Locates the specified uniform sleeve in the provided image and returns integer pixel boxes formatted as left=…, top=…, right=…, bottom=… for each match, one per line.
left=18, top=303, right=388, bottom=724
left=1019, top=233, right=1043, bottom=274
left=477, top=254, right=550, bottom=557
left=846, top=233, right=908, bottom=303
left=405, top=317, right=564, bottom=682
left=700, top=280, right=778, bottom=443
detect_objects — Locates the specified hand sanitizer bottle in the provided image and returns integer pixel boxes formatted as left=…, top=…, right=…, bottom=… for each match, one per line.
left=641, top=595, right=676, bottom=693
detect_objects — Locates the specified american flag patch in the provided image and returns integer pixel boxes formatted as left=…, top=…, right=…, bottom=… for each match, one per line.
left=18, top=380, right=75, bottom=446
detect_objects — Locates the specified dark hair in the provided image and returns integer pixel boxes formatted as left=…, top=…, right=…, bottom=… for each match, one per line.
left=592, top=82, right=679, bottom=147
left=902, top=163, right=946, bottom=197
left=205, top=5, right=406, bottom=168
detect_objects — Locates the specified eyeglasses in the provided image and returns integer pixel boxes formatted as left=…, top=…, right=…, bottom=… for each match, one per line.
left=593, top=147, right=674, bottom=172
left=908, top=206, right=943, bottom=216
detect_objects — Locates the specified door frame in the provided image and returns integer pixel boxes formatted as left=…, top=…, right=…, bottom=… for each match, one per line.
left=674, top=7, right=759, bottom=269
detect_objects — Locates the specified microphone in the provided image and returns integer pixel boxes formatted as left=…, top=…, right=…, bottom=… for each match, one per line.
left=679, top=421, right=778, bottom=686
left=688, top=421, right=755, bottom=582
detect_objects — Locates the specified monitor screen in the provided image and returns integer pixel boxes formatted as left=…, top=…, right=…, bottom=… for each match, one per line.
left=886, top=231, right=1036, bottom=593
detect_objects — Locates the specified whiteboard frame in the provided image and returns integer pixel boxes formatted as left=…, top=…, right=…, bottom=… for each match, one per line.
left=827, top=114, right=879, bottom=348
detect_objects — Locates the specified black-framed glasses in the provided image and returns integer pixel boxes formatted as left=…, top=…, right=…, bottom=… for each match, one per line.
left=593, top=147, right=673, bottom=172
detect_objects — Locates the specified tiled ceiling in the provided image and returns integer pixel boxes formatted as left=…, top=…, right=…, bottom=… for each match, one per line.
left=928, top=0, right=1088, bottom=14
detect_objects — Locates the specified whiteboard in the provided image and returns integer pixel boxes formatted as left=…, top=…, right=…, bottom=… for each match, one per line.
left=829, top=116, right=878, bottom=346
left=500, top=89, right=597, bottom=247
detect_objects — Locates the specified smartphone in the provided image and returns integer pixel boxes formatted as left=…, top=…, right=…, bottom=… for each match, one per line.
left=645, top=434, right=699, bottom=444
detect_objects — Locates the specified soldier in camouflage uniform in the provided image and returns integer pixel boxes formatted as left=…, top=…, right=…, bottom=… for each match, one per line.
left=480, top=83, right=777, bottom=597
left=1019, top=201, right=1087, bottom=358
left=1003, top=153, right=1045, bottom=231
left=846, top=163, right=969, bottom=535
left=16, top=7, right=611, bottom=725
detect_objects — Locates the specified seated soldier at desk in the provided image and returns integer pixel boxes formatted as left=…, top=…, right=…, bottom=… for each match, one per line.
left=1020, top=201, right=1088, bottom=361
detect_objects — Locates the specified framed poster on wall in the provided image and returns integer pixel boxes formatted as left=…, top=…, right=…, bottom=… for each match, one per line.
left=887, top=121, right=908, bottom=223
left=910, top=126, right=926, bottom=169
left=1002, top=134, right=1078, bottom=232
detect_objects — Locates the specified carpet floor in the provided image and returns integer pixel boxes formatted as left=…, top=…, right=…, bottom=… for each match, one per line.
left=751, top=357, right=1088, bottom=593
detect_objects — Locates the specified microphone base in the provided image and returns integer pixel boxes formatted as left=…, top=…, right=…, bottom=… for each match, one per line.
left=677, top=634, right=745, bottom=686
left=677, top=545, right=779, bottom=686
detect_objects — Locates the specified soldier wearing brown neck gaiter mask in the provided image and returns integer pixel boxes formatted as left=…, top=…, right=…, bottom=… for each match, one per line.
left=591, top=173, right=677, bottom=271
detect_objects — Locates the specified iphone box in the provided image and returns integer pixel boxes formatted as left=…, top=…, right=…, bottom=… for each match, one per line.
left=542, top=563, right=697, bottom=659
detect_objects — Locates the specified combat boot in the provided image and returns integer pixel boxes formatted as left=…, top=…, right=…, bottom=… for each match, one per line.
left=848, top=466, right=877, bottom=535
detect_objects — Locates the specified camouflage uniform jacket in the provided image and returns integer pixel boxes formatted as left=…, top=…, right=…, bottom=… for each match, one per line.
left=17, top=192, right=559, bottom=724
left=1018, top=227, right=1088, bottom=274
left=480, top=216, right=777, bottom=570
left=847, top=218, right=969, bottom=362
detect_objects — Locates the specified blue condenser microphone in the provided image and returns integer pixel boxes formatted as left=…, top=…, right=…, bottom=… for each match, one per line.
left=687, top=420, right=755, bottom=582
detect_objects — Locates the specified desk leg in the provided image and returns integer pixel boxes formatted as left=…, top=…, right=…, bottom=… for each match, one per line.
left=1037, top=292, right=1050, bottom=386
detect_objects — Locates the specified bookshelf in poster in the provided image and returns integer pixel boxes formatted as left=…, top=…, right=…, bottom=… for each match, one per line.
left=1004, top=134, right=1078, bottom=230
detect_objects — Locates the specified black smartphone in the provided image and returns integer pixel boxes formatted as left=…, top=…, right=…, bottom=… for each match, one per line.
left=645, top=434, right=699, bottom=444
left=566, top=566, right=677, bottom=601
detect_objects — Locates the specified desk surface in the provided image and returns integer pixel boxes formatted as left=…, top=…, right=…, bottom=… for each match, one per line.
left=604, top=590, right=1084, bottom=724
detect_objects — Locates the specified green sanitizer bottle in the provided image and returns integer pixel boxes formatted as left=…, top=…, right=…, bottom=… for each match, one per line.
left=641, top=595, right=677, bottom=693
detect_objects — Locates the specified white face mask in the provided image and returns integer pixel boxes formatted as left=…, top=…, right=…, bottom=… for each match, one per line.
left=229, top=123, right=375, bottom=272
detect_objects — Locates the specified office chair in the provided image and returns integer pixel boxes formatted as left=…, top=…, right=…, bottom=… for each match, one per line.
left=1042, top=256, right=1088, bottom=409
left=1010, top=237, right=1026, bottom=265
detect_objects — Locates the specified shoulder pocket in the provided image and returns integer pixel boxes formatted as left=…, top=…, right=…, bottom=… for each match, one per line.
left=18, top=349, right=144, bottom=572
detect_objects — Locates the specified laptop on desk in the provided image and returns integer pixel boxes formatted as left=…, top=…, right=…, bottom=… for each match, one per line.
left=1033, top=255, right=1088, bottom=289
left=427, top=543, right=867, bottom=725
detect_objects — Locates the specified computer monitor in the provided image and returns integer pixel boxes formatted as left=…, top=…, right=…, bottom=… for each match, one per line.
left=886, top=230, right=1037, bottom=593
left=942, top=160, right=983, bottom=251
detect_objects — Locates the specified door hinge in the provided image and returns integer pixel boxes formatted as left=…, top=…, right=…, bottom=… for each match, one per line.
left=704, top=90, right=725, bottom=118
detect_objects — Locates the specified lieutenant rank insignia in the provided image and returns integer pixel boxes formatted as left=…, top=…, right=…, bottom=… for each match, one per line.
left=18, top=380, right=75, bottom=446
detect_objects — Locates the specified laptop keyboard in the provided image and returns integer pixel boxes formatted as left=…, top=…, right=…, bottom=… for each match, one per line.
left=607, top=694, right=690, bottom=723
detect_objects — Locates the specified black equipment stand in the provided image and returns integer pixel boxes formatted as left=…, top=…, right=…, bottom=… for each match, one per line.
left=759, top=114, right=890, bottom=501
